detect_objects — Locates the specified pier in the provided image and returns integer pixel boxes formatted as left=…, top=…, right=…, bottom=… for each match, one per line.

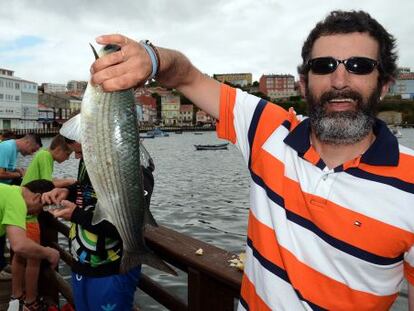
left=0, top=212, right=242, bottom=310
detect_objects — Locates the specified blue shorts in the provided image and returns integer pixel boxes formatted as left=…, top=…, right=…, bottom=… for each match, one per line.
left=71, top=266, right=141, bottom=311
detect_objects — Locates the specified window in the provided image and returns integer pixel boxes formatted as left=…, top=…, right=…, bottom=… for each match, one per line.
left=15, top=95, right=20, bottom=101
left=15, top=83, right=20, bottom=89
left=0, top=94, right=3, bottom=100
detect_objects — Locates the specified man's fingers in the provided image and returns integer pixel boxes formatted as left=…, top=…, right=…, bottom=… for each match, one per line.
left=100, top=72, right=144, bottom=92
left=96, top=34, right=131, bottom=47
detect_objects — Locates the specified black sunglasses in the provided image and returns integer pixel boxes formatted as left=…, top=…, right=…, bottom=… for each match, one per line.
left=307, top=57, right=378, bottom=75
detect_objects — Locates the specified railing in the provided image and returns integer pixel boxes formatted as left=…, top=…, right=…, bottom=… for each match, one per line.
left=0, top=128, right=60, bottom=137
left=37, top=212, right=242, bottom=310
left=0, top=126, right=215, bottom=138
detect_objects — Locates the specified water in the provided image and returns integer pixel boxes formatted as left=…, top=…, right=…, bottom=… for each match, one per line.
left=18, top=129, right=414, bottom=310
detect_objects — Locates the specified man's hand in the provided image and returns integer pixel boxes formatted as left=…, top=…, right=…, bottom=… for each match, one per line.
left=48, top=200, right=76, bottom=220
left=91, top=34, right=152, bottom=92
left=45, top=246, right=60, bottom=269
left=42, top=188, right=69, bottom=205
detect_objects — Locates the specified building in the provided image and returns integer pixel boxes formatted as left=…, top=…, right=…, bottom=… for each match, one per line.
left=41, top=83, right=67, bottom=93
left=389, top=68, right=414, bottom=99
left=38, top=92, right=73, bottom=125
left=38, top=104, right=54, bottom=129
left=213, top=73, right=252, bottom=87
left=259, top=74, right=297, bottom=99
left=180, top=104, right=194, bottom=125
left=0, top=68, right=39, bottom=130
left=67, top=80, right=87, bottom=95
left=161, top=95, right=180, bottom=126
left=135, top=91, right=157, bottom=125
left=196, top=110, right=215, bottom=125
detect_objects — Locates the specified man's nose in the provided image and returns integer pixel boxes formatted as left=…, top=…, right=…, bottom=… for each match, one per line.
left=330, top=63, right=350, bottom=90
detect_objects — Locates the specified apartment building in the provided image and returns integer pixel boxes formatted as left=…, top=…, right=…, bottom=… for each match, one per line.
left=390, top=67, right=414, bottom=99
left=135, top=92, right=157, bottom=125
left=161, top=95, right=180, bottom=126
left=180, top=104, right=194, bottom=125
left=0, top=68, right=39, bottom=130
left=259, top=74, right=297, bottom=99
left=213, top=73, right=252, bottom=87
left=40, top=83, right=66, bottom=93
left=67, top=80, right=87, bottom=95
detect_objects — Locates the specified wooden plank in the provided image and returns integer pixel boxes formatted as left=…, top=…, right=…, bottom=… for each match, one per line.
left=144, top=226, right=242, bottom=293
left=138, top=274, right=187, bottom=311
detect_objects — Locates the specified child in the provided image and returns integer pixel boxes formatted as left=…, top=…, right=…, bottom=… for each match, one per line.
left=10, top=134, right=74, bottom=311
left=4, top=180, right=59, bottom=310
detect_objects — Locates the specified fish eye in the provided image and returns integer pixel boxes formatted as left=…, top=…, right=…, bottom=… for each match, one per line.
left=104, top=44, right=121, bottom=52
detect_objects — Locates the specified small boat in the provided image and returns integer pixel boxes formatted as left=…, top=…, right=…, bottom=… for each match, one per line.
left=175, top=130, right=183, bottom=134
left=194, top=143, right=229, bottom=151
left=391, top=127, right=402, bottom=138
left=147, top=127, right=170, bottom=137
left=139, top=133, right=155, bottom=139
left=194, top=132, right=203, bottom=135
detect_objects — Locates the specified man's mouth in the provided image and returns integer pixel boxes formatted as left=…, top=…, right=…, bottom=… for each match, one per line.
left=326, top=98, right=356, bottom=111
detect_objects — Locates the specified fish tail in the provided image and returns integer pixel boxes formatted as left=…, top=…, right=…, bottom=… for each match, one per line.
left=120, top=249, right=177, bottom=276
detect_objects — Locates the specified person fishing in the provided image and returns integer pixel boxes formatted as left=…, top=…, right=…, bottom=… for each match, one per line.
left=10, top=135, right=74, bottom=311
left=89, top=10, right=414, bottom=310
left=3, top=180, right=60, bottom=310
left=42, top=114, right=155, bottom=311
left=0, top=133, right=42, bottom=281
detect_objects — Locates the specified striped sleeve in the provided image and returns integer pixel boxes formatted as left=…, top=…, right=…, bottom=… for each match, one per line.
left=404, top=246, right=414, bottom=285
left=216, top=84, right=291, bottom=165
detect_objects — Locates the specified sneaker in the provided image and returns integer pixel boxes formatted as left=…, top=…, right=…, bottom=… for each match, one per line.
left=23, top=297, right=48, bottom=311
left=0, top=269, right=12, bottom=281
left=7, top=298, right=23, bottom=311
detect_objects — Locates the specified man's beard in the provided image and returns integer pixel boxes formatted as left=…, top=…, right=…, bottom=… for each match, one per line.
left=306, top=86, right=381, bottom=145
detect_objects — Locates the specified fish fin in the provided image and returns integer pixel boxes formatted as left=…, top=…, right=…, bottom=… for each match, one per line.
left=144, top=207, right=158, bottom=228
left=89, top=43, right=99, bottom=60
left=120, top=249, right=177, bottom=276
left=91, top=202, right=113, bottom=225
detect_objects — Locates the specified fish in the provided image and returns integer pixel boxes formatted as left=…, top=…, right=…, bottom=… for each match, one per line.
left=80, top=44, right=175, bottom=275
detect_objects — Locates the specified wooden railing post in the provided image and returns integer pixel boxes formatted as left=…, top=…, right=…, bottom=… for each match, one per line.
left=188, top=268, right=235, bottom=311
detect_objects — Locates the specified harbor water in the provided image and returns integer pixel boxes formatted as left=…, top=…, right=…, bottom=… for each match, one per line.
left=18, top=128, right=414, bottom=310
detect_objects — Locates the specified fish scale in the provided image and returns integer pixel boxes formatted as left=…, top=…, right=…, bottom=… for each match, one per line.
left=80, top=44, right=175, bottom=274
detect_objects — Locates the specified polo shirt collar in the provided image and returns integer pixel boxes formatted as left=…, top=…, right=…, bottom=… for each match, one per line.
left=283, top=117, right=399, bottom=166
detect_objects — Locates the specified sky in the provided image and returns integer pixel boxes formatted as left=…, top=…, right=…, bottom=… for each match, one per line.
left=1, top=0, right=413, bottom=85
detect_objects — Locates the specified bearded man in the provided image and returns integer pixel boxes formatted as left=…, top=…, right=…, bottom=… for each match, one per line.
left=89, top=10, right=412, bottom=311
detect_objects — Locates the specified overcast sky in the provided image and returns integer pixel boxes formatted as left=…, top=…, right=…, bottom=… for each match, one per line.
left=1, top=0, right=413, bottom=85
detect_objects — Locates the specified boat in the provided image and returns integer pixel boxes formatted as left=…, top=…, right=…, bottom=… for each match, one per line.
left=147, top=127, right=170, bottom=137
left=174, top=130, right=183, bottom=134
left=194, top=132, right=203, bottom=135
left=390, top=127, right=402, bottom=138
left=139, top=133, right=155, bottom=139
left=194, top=143, right=229, bottom=151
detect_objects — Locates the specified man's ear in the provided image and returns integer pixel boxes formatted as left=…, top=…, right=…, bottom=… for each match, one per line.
left=299, top=75, right=307, bottom=98
left=380, top=80, right=392, bottom=99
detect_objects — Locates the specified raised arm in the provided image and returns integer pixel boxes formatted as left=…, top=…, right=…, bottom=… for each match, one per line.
left=90, top=34, right=221, bottom=119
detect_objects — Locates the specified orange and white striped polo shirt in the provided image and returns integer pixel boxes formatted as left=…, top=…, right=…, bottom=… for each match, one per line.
left=216, top=84, right=414, bottom=311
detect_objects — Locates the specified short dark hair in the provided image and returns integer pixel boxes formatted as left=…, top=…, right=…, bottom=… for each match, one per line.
left=50, top=134, right=71, bottom=152
left=1, top=130, right=15, bottom=141
left=297, top=10, right=398, bottom=85
left=24, top=133, right=43, bottom=148
left=64, top=137, right=76, bottom=145
left=23, top=179, right=54, bottom=194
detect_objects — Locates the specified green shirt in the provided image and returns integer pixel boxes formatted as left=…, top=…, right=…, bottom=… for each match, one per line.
left=21, top=149, right=54, bottom=222
left=0, top=184, right=26, bottom=236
